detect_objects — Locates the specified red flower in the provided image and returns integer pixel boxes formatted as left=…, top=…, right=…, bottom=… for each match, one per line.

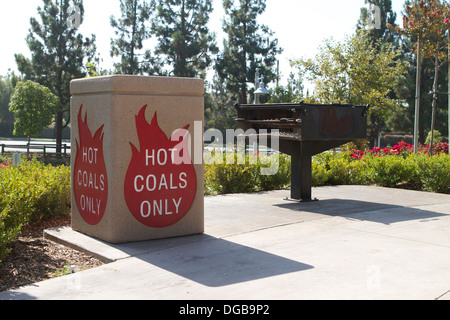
left=371, top=147, right=381, bottom=154
left=351, top=150, right=365, bottom=160
left=433, top=142, right=449, bottom=154
left=0, top=162, right=10, bottom=169
left=391, top=141, right=413, bottom=155
left=445, top=18, right=449, bottom=23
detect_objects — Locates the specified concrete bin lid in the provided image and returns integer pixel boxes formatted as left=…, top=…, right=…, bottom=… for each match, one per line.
left=70, top=75, right=204, bottom=97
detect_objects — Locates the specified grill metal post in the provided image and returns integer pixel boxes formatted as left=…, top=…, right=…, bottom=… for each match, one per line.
left=290, top=142, right=316, bottom=202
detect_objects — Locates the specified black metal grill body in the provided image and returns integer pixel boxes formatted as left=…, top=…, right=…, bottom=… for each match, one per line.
left=235, top=102, right=369, bottom=201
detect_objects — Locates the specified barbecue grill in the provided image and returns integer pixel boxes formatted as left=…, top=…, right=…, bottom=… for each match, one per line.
left=235, top=102, right=369, bottom=202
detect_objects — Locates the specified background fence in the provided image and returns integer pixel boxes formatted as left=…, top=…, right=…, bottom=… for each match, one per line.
left=0, top=143, right=70, bottom=158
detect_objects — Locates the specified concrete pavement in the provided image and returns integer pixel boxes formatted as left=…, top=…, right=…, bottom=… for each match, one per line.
left=1, top=185, right=449, bottom=300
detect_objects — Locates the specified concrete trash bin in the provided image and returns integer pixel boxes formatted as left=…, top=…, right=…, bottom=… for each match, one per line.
left=70, top=75, right=204, bottom=243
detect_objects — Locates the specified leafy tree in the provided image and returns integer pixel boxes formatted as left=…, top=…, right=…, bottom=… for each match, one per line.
left=0, top=75, right=15, bottom=137
left=86, top=62, right=100, bottom=78
left=152, top=0, right=218, bottom=78
left=15, top=0, right=97, bottom=154
left=398, top=55, right=450, bottom=145
left=389, top=0, right=450, bottom=154
left=293, top=29, right=408, bottom=145
left=268, top=71, right=305, bottom=104
left=383, top=0, right=448, bottom=145
left=357, top=0, right=414, bottom=138
left=110, top=0, right=161, bottom=75
left=85, top=60, right=112, bottom=78
left=215, top=0, right=282, bottom=104
left=8, top=80, right=59, bottom=149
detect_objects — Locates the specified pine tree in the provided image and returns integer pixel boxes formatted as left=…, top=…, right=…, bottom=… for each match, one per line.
left=293, top=30, right=408, bottom=145
left=15, top=0, right=96, bottom=154
left=215, top=0, right=282, bottom=105
left=204, top=75, right=237, bottom=132
left=152, top=0, right=218, bottom=78
left=110, top=0, right=161, bottom=75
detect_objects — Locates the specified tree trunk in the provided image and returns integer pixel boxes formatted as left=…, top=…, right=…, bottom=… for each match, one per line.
left=241, top=0, right=248, bottom=105
left=27, top=134, right=31, bottom=159
left=429, top=54, right=439, bottom=156
left=130, top=0, right=137, bottom=74
left=414, top=39, right=421, bottom=154
left=240, top=80, right=248, bottom=104
left=179, top=0, right=186, bottom=77
left=55, top=111, right=63, bottom=156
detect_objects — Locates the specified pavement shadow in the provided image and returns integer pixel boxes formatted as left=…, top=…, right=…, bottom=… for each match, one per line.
left=135, top=234, right=313, bottom=287
left=0, top=234, right=314, bottom=297
left=274, top=198, right=448, bottom=225
left=0, top=287, right=38, bottom=300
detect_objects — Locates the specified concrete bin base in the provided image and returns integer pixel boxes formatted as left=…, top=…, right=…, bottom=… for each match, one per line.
left=70, top=75, right=204, bottom=244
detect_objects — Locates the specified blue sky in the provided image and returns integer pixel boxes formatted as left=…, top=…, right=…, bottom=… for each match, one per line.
left=0, top=0, right=406, bottom=87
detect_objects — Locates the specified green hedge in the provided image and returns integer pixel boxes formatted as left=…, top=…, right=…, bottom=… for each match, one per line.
left=205, top=147, right=450, bottom=195
left=204, top=152, right=291, bottom=195
left=416, top=153, right=450, bottom=193
left=1, top=144, right=449, bottom=264
left=312, top=151, right=449, bottom=193
left=0, top=158, right=71, bottom=263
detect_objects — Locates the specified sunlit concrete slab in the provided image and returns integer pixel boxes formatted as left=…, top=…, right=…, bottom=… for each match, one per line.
left=1, top=186, right=449, bottom=300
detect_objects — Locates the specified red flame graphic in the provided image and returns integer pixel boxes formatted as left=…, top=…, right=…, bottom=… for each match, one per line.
left=124, top=105, right=197, bottom=228
left=73, top=106, right=108, bottom=225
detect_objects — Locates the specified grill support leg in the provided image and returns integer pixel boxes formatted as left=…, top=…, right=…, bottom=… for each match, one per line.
left=290, top=144, right=317, bottom=202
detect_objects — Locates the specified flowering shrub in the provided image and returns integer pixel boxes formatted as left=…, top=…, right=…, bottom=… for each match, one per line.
left=357, top=141, right=449, bottom=157
left=391, top=141, right=414, bottom=155
left=0, top=155, right=10, bottom=169
left=0, top=162, right=10, bottom=170
left=433, top=142, right=449, bottom=154
left=312, top=141, right=449, bottom=193
left=350, top=149, right=365, bottom=160
left=205, top=141, right=449, bottom=195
